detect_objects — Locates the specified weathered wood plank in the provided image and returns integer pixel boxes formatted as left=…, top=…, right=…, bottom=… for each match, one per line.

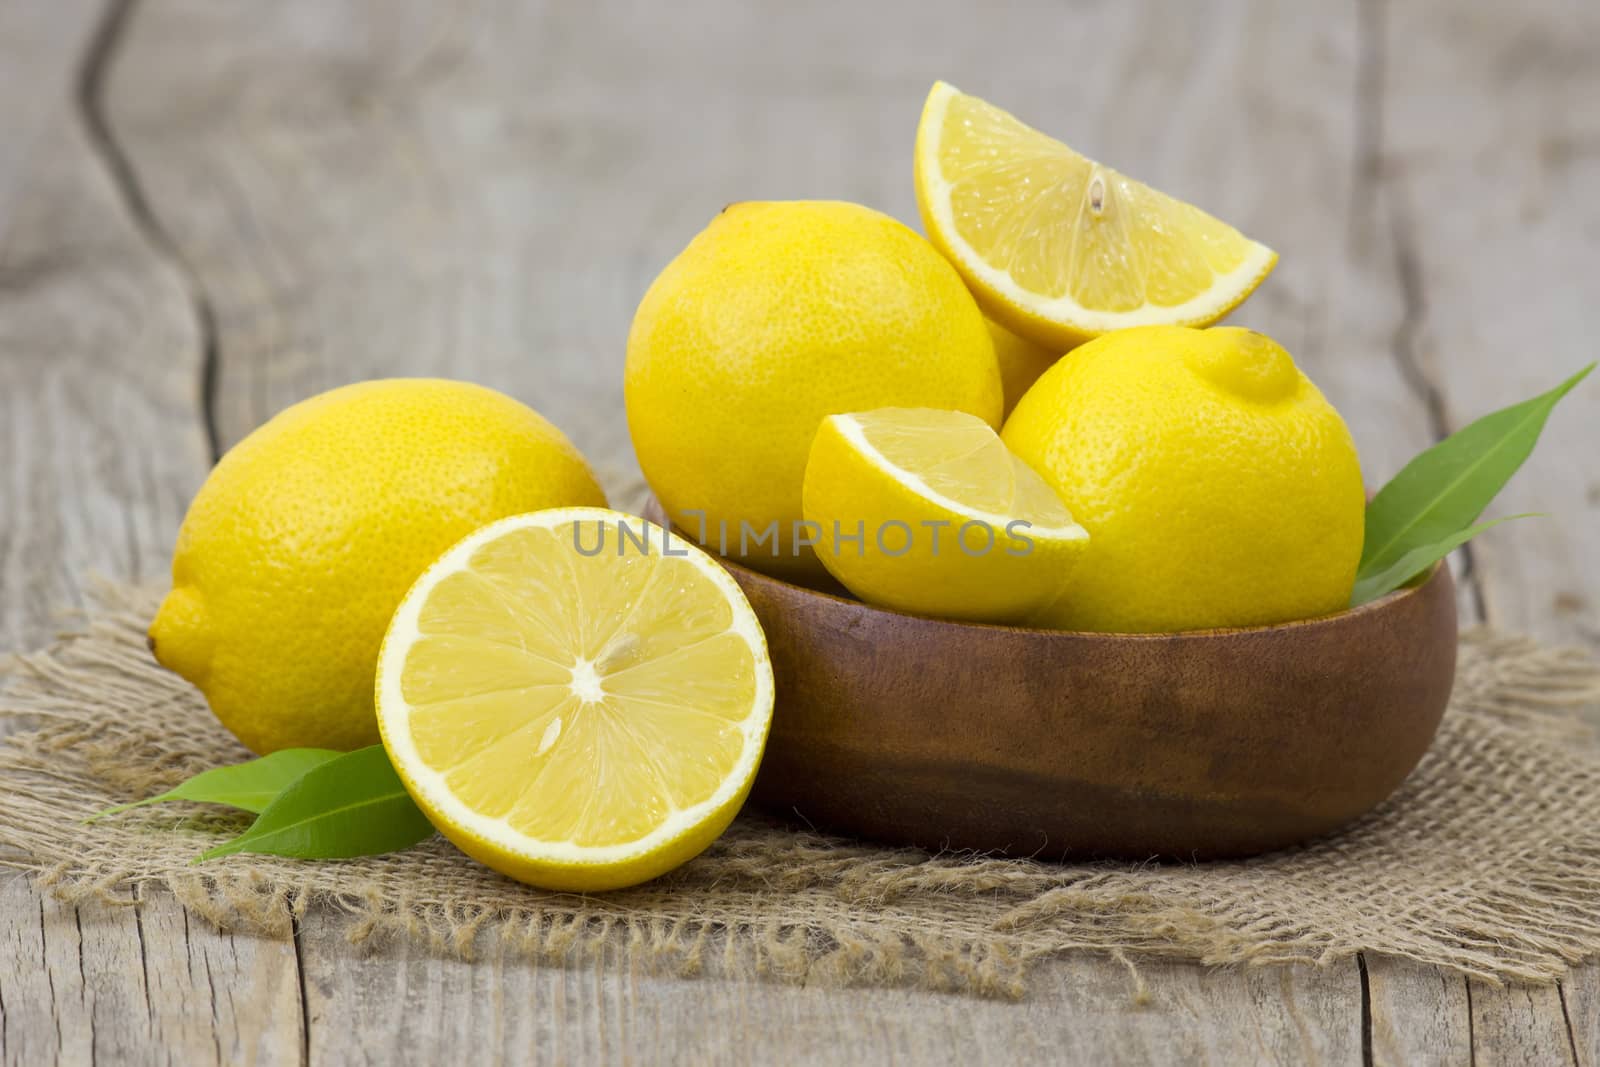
left=1373, top=0, right=1600, bottom=1062
left=1566, top=967, right=1600, bottom=1067
left=129, top=890, right=304, bottom=1066
left=0, top=0, right=207, bottom=652
left=1366, top=960, right=1472, bottom=1067
left=299, top=921, right=1363, bottom=1067
left=1377, top=0, right=1600, bottom=648
left=1469, top=983, right=1579, bottom=1067
left=0, top=878, right=302, bottom=1067
left=0, top=2, right=304, bottom=1065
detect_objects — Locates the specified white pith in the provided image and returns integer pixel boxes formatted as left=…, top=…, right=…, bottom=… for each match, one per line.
left=376, top=507, right=774, bottom=868
left=917, top=82, right=1277, bottom=334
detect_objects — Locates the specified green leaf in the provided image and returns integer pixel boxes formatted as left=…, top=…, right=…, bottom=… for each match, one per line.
left=1359, top=362, right=1593, bottom=578
left=89, top=748, right=342, bottom=821
left=195, top=745, right=435, bottom=862
left=1350, top=515, right=1533, bottom=607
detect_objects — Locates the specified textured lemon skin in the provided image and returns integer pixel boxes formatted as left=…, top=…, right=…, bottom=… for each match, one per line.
left=625, top=201, right=1002, bottom=581
left=149, top=380, right=606, bottom=754
left=987, top=318, right=1065, bottom=417
left=418, top=776, right=757, bottom=894
left=1001, top=326, right=1364, bottom=633
left=802, top=416, right=1085, bottom=624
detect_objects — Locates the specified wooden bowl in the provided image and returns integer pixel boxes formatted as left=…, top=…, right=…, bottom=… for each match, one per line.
left=643, top=500, right=1458, bottom=859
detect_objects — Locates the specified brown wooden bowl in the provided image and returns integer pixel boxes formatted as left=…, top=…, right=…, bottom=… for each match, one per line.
left=643, top=499, right=1458, bottom=860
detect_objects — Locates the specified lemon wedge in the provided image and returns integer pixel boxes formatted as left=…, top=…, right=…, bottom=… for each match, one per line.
left=376, top=507, right=773, bottom=892
left=915, top=81, right=1277, bottom=349
left=802, top=408, right=1087, bottom=623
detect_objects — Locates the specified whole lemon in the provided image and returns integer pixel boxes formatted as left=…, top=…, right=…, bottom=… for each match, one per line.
left=1001, top=326, right=1364, bottom=632
left=625, top=201, right=1002, bottom=580
left=149, top=379, right=605, bottom=754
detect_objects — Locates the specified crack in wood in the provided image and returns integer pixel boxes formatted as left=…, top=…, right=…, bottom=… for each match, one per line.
left=292, top=917, right=311, bottom=1067
left=1356, top=0, right=1489, bottom=628
left=38, top=897, right=64, bottom=1061
left=202, top=941, right=222, bottom=1066
left=0, top=938, right=8, bottom=1059
left=1465, top=977, right=1477, bottom=1067
left=132, top=896, right=153, bottom=1025
left=72, top=907, right=86, bottom=998
left=1558, top=981, right=1581, bottom=1067
left=75, top=0, right=221, bottom=465
left=1357, top=954, right=1374, bottom=1067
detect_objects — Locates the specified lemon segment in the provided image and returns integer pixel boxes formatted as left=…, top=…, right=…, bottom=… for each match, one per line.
left=377, top=508, right=773, bottom=892
left=802, top=408, right=1087, bottom=624
left=915, top=82, right=1278, bottom=348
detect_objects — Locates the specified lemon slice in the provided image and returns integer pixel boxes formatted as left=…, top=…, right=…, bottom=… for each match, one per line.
left=376, top=507, right=773, bottom=892
left=802, top=408, right=1087, bottom=623
left=915, top=81, right=1277, bottom=349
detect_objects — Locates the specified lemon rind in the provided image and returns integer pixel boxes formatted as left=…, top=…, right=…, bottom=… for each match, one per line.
left=915, top=81, right=1278, bottom=336
left=830, top=412, right=1088, bottom=544
left=376, top=506, right=773, bottom=868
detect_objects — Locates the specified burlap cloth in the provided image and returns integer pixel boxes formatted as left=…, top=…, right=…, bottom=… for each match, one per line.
left=4, top=586, right=1600, bottom=1000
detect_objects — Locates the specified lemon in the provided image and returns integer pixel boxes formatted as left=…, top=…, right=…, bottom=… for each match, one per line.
left=626, top=200, right=1002, bottom=582
left=376, top=508, right=773, bottom=892
left=802, top=408, right=1087, bottom=623
left=915, top=82, right=1278, bottom=350
left=149, top=380, right=606, bottom=755
left=1002, top=326, right=1364, bottom=632
left=987, top=318, right=1064, bottom=417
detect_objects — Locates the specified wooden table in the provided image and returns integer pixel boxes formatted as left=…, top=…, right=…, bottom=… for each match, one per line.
left=3, top=0, right=1596, bottom=1062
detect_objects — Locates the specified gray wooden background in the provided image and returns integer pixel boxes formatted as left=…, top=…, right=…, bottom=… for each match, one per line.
left=2, top=0, right=1597, bottom=1063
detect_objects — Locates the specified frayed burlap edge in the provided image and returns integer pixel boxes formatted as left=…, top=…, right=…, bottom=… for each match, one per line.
left=3, top=583, right=1600, bottom=999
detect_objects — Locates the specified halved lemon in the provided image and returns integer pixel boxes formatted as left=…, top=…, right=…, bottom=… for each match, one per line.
left=802, top=408, right=1087, bottom=623
left=376, top=507, right=773, bottom=892
left=915, top=81, right=1277, bottom=349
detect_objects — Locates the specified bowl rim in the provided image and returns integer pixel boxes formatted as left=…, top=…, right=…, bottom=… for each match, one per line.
left=636, top=496, right=1449, bottom=641
left=714, top=551, right=1445, bottom=640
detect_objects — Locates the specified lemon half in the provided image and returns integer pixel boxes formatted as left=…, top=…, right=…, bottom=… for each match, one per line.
left=915, top=81, right=1277, bottom=349
left=376, top=508, right=773, bottom=892
left=802, top=408, right=1087, bottom=623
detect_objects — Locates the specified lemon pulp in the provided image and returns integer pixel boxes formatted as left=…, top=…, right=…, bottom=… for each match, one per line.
left=377, top=508, right=773, bottom=892
left=915, top=81, right=1277, bottom=348
left=802, top=408, right=1087, bottom=623
left=841, top=409, right=1075, bottom=524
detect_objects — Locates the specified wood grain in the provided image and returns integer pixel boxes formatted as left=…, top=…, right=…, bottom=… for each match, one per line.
left=1370, top=0, right=1600, bottom=1062
left=0, top=0, right=206, bottom=652
left=1366, top=960, right=1473, bottom=1067
left=722, top=533, right=1457, bottom=859
left=298, top=920, right=1364, bottom=1067
left=1566, top=966, right=1600, bottom=1067
left=1378, top=0, right=1600, bottom=649
left=0, top=3, right=302, bottom=1066
left=1470, top=983, right=1579, bottom=1067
